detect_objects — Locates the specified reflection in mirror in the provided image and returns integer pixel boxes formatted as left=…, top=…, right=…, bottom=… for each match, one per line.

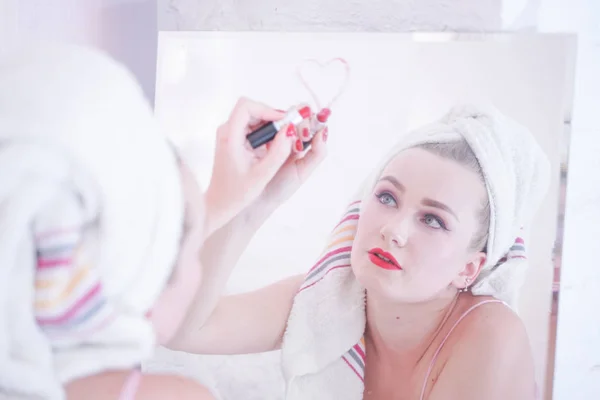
left=147, top=32, right=576, bottom=400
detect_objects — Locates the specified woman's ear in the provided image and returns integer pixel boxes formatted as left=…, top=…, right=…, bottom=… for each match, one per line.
left=452, top=252, right=486, bottom=290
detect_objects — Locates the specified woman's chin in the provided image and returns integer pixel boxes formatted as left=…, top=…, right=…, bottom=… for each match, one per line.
left=353, top=264, right=402, bottom=298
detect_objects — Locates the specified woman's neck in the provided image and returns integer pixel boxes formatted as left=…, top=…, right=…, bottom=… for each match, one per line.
left=365, top=289, right=460, bottom=369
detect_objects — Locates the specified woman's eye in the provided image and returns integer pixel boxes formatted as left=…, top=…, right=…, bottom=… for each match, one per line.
left=376, top=192, right=397, bottom=207
left=423, top=214, right=446, bottom=230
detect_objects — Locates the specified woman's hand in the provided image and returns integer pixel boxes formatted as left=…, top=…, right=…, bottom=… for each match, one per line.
left=204, top=97, right=299, bottom=237
left=250, top=106, right=329, bottom=220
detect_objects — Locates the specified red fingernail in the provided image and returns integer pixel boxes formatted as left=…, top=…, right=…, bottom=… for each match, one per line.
left=323, top=127, right=329, bottom=142
left=302, top=127, right=310, bottom=138
left=295, top=139, right=303, bottom=151
left=286, top=124, right=296, bottom=137
left=317, top=108, right=331, bottom=123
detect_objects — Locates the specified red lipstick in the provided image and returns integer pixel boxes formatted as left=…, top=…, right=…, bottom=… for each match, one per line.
left=246, top=106, right=312, bottom=149
left=368, top=248, right=402, bottom=270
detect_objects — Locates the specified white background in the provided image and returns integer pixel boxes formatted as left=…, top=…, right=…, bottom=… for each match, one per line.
left=3, top=1, right=598, bottom=398
left=147, top=32, right=572, bottom=400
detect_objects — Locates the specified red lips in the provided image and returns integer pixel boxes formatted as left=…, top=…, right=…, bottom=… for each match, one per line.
left=368, top=248, right=402, bottom=270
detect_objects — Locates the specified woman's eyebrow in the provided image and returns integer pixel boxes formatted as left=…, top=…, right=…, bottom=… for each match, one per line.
left=422, top=198, right=459, bottom=221
left=379, top=175, right=405, bottom=192
left=379, top=175, right=459, bottom=221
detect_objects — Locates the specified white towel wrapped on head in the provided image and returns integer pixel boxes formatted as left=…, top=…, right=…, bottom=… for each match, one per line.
left=281, top=104, right=551, bottom=399
left=0, top=42, right=184, bottom=399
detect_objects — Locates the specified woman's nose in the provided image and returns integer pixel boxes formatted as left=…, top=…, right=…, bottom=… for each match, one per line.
left=380, top=219, right=408, bottom=248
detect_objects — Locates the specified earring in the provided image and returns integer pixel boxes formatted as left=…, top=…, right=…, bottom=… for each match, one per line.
left=460, top=278, right=471, bottom=293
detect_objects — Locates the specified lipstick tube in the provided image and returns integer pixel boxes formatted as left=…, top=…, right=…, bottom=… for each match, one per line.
left=246, top=106, right=312, bottom=149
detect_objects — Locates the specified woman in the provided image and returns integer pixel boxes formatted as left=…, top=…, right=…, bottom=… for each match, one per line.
left=0, top=42, right=327, bottom=399
left=168, top=105, right=550, bottom=399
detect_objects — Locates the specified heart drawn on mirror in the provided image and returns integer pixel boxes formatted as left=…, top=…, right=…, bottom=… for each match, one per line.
left=297, top=58, right=351, bottom=111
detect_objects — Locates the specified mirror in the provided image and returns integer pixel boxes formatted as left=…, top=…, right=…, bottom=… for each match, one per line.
left=147, top=32, right=576, bottom=400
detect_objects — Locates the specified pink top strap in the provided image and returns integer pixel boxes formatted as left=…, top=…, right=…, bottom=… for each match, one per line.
left=419, top=299, right=505, bottom=400
left=118, top=369, right=142, bottom=400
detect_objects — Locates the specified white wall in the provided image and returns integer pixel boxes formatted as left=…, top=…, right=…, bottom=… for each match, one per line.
left=2, top=0, right=158, bottom=103
left=534, top=2, right=600, bottom=399
left=158, top=0, right=504, bottom=32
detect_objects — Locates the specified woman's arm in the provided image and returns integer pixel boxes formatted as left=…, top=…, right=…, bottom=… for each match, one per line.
left=428, top=305, right=537, bottom=399
left=166, top=203, right=304, bottom=354
left=165, top=104, right=328, bottom=354
left=168, top=273, right=304, bottom=355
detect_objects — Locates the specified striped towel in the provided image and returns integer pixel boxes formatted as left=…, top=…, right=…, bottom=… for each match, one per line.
left=32, top=190, right=156, bottom=397
left=281, top=201, right=366, bottom=400
left=0, top=42, right=183, bottom=399
left=33, top=204, right=117, bottom=343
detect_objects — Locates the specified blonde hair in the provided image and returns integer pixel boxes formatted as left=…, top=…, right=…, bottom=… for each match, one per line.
left=414, top=140, right=491, bottom=252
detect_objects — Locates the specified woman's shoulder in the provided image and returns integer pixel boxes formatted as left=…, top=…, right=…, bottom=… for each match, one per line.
left=450, top=294, right=533, bottom=365
left=427, top=296, right=536, bottom=398
left=458, top=295, right=526, bottom=340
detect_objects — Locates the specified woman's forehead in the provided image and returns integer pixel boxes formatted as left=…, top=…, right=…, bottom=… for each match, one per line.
left=382, top=148, right=470, bottom=179
left=379, top=148, right=486, bottom=208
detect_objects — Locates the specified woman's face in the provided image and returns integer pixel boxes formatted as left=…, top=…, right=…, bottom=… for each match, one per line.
left=351, top=148, right=488, bottom=303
